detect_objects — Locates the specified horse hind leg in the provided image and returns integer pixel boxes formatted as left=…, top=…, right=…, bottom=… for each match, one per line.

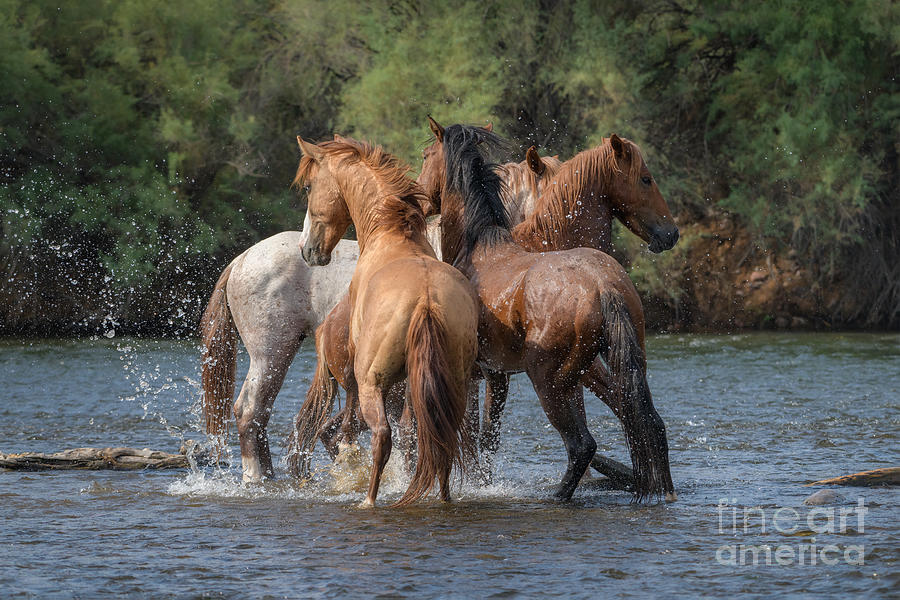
left=479, top=369, right=509, bottom=483
left=234, top=352, right=295, bottom=482
left=546, top=384, right=596, bottom=500
left=581, top=356, right=620, bottom=418
left=390, top=383, right=417, bottom=475
left=356, top=380, right=392, bottom=507
left=317, top=409, right=346, bottom=461
left=526, top=355, right=597, bottom=501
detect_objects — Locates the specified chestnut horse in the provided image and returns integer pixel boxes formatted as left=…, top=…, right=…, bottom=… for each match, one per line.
left=419, top=124, right=676, bottom=501
left=296, top=135, right=479, bottom=507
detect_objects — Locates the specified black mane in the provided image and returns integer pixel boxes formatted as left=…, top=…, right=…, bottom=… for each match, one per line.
left=442, top=124, right=511, bottom=265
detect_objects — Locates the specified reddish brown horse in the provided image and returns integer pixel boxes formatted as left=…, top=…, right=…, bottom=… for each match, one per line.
left=295, top=135, right=479, bottom=506
left=423, top=119, right=679, bottom=489
left=419, top=123, right=676, bottom=501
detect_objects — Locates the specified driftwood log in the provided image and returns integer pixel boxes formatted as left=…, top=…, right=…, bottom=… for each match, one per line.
left=0, top=446, right=196, bottom=471
left=805, top=467, right=900, bottom=487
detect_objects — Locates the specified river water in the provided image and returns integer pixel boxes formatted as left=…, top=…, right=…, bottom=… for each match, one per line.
left=1, top=332, right=897, bottom=598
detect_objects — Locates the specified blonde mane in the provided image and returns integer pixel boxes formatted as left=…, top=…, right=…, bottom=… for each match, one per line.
left=497, top=154, right=562, bottom=221
left=293, top=137, right=428, bottom=238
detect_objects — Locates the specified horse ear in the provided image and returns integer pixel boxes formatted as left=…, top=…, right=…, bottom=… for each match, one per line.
left=483, top=122, right=493, bottom=133
left=297, top=136, right=323, bottom=161
left=525, top=146, right=546, bottom=176
left=609, top=134, right=627, bottom=159
left=427, top=115, right=444, bottom=142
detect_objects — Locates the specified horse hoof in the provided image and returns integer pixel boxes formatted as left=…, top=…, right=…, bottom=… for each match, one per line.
left=665, top=491, right=678, bottom=503
left=552, top=488, right=574, bottom=502
left=358, top=498, right=375, bottom=509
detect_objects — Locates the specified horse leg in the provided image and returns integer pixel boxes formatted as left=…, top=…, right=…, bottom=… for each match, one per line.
left=340, top=370, right=363, bottom=446
left=318, top=408, right=346, bottom=460
left=526, top=356, right=596, bottom=501
left=462, top=378, right=486, bottom=482
left=357, top=379, right=391, bottom=507
left=480, top=369, right=509, bottom=480
left=234, top=351, right=295, bottom=482
left=580, top=356, right=622, bottom=419
left=463, top=378, right=480, bottom=451
left=392, top=384, right=417, bottom=474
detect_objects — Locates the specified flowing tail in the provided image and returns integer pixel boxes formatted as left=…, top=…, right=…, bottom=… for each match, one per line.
left=600, top=293, right=675, bottom=501
left=287, top=326, right=338, bottom=479
left=200, top=262, right=237, bottom=446
left=394, top=303, right=474, bottom=506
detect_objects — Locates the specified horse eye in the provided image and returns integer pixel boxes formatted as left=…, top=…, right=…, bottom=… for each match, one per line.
left=641, top=176, right=652, bottom=186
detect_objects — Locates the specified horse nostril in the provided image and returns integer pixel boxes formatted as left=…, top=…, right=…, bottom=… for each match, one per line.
left=671, top=227, right=680, bottom=246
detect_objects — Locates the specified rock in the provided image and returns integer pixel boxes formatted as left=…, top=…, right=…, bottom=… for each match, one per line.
left=803, top=489, right=845, bottom=505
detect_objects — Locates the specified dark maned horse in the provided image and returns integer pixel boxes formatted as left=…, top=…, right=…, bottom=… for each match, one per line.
left=423, top=119, right=679, bottom=485
left=419, top=124, right=676, bottom=501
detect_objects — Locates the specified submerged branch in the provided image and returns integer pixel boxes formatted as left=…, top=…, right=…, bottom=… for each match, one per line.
left=805, top=467, right=900, bottom=488
left=0, top=445, right=213, bottom=471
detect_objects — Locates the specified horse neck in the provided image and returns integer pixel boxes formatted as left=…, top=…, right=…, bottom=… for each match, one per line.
left=438, top=188, right=467, bottom=266
left=439, top=186, right=516, bottom=272
left=511, top=151, right=615, bottom=253
left=336, top=161, right=427, bottom=256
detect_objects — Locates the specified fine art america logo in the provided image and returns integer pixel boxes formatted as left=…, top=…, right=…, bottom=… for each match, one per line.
left=716, top=498, right=866, bottom=566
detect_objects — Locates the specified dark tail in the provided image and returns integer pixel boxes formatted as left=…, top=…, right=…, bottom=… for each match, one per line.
left=394, top=303, right=474, bottom=506
left=600, top=293, right=675, bottom=501
left=200, top=262, right=237, bottom=446
left=287, top=326, right=338, bottom=479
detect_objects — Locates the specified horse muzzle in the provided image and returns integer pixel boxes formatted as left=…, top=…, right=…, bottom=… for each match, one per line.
left=647, top=224, right=679, bottom=253
left=300, top=243, right=332, bottom=267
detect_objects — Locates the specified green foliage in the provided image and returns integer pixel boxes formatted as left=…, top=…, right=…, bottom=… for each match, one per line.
left=1, top=0, right=897, bottom=332
left=338, top=1, right=528, bottom=166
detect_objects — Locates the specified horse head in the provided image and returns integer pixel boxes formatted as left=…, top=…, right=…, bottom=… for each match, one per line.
left=606, top=134, right=679, bottom=253
left=295, top=136, right=352, bottom=266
